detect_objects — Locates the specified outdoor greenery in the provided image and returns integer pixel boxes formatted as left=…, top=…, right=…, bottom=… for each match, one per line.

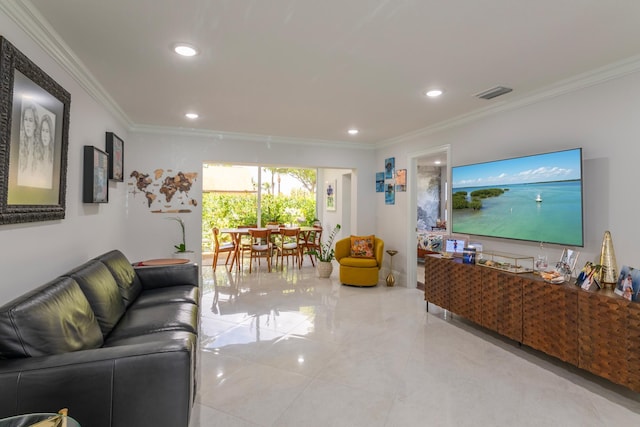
left=201, top=167, right=317, bottom=248
left=202, top=191, right=317, bottom=245
left=261, top=167, right=316, bottom=194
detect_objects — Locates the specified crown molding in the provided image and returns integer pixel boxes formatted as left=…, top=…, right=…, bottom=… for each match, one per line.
left=5, top=1, right=640, bottom=151
left=378, top=54, right=640, bottom=148
left=131, top=124, right=376, bottom=150
left=1, top=0, right=133, bottom=128
left=2, top=1, right=372, bottom=150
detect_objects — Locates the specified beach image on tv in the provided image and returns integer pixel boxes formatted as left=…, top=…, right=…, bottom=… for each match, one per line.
left=451, top=148, right=583, bottom=246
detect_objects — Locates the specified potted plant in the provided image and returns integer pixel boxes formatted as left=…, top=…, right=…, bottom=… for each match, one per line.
left=308, top=223, right=341, bottom=278
left=168, top=217, right=196, bottom=262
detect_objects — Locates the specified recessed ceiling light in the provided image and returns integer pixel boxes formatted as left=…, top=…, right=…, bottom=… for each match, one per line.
left=434, top=160, right=441, bottom=165
left=173, top=43, right=199, bottom=57
left=348, top=129, right=359, bottom=135
left=425, top=89, right=443, bottom=98
left=185, top=112, right=199, bottom=119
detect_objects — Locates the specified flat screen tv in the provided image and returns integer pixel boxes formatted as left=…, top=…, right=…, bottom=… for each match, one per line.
left=451, top=148, right=583, bottom=247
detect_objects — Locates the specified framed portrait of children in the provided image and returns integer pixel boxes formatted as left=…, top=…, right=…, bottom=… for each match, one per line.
left=0, top=36, right=71, bottom=224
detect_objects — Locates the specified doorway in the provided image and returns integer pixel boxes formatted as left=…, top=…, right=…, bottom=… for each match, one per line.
left=406, top=145, right=450, bottom=289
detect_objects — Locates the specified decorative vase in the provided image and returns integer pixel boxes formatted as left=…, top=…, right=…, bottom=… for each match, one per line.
left=317, top=260, right=333, bottom=278
left=174, top=250, right=197, bottom=264
left=386, top=249, right=398, bottom=287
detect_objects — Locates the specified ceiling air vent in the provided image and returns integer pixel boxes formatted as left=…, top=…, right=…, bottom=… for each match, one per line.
left=475, top=86, right=513, bottom=100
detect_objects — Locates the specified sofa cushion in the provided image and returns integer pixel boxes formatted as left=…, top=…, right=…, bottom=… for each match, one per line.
left=103, top=330, right=196, bottom=348
left=0, top=277, right=103, bottom=358
left=350, top=235, right=375, bottom=258
left=131, top=285, right=199, bottom=308
left=339, top=256, right=379, bottom=268
left=105, top=302, right=198, bottom=342
left=66, top=260, right=126, bottom=337
left=95, top=249, right=142, bottom=308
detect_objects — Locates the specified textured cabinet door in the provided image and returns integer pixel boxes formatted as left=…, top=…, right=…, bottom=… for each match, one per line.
left=497, top=272, right=523, bottom=342
left=578, top=291, right=629, bottom=386
left=450, top=261, right=482, bottom=324
left=481, top=269, right=500, bottom=333
left=627, top=302, right=640, bottom=392
left=522, top=279, right=578, bottom=364
left=424, top=256, right=450, bottom=310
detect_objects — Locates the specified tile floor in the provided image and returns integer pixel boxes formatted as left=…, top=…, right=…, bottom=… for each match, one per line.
left=189, top=262, right=640, bottom=427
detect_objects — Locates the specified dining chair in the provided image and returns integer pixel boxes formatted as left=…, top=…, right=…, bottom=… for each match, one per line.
left=276, top=227, right=301, bottom=270
left=299, top=226, right=322, bottom=266
left=236, top=224, right=257, bottom=268
left=248, top=228, right=273, bottom=273
left=212, top=227, right=237, bottom=272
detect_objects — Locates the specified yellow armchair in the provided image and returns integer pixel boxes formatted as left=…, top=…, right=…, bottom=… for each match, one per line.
left=335, top=236, right=384, bottom=286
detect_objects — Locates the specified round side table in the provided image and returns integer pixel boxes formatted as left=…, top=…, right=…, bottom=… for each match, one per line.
left=386, top=250, right=398, bottom=287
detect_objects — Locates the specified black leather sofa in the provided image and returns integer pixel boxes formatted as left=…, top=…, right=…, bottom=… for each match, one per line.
left=0, top=250, right=200, bottom=427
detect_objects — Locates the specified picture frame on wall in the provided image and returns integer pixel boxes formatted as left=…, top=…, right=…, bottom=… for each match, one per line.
left=83, top=146, right=109, bottom=203
left=0, top=36, right=71, bottom=224
left=395, top=169, right=406, bottom=192
left=105, top=132, right=124, bottom=182
left=385, top=182, right=395, bottom=205
left=384, top=157, right=395, bottom=179
left=325, top=180, right=336, bottom=211
left=376, top=172, right=384, bottom=192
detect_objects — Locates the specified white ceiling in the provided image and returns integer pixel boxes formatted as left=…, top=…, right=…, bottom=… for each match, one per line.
left=22, top=0, right=640, bottom=144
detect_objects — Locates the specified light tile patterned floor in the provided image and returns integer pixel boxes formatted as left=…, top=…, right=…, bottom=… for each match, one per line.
left=189, top=262, right=640, bottom=427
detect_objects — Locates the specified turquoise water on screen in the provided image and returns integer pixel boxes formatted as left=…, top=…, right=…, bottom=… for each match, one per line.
left=452, top=180, right=583, bottom=246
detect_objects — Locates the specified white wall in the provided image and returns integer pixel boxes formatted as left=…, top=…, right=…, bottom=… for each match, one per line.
left=379, top=69, right=640, bottom=287
left=0, top=12, right=129, bottom=302
left=122, top=131, right=376, bottom=263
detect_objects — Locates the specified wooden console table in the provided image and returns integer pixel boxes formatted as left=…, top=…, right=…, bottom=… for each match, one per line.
left=424, top=254, right=640, bottom=392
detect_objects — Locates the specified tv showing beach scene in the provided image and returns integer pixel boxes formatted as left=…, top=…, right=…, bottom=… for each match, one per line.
left=451, top=148, right=583, bottom=247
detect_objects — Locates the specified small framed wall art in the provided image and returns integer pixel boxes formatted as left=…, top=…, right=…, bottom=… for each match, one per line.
left=376, top=172, right=384, bottom=192
left=325, top=180, right=336, bottom=211
left=105, top=132, right=124, bottom=182
left=83, top=145, right=109, bottom=203
left=395, top=169, right=406, bottom=192
left=385, top=182, right=395, bottom=205
left=0, top=36, right=71, bottom=224
left=384, top=157, right=395, bottom=179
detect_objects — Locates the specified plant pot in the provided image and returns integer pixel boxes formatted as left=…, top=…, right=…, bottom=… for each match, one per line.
left=173, top=250, right=196, bottom=264
left=317, top=260, right=333, bottom=278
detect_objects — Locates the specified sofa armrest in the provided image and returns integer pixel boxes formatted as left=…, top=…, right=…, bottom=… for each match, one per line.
left=134, top=263, right=199, bottom=290
left=0, top=339, right=194, bottom=427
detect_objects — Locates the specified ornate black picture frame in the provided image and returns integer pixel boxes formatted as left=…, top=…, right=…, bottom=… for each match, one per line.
left=82, top=146, right=109, bottom=203
left=0, top=36, right=71, bottom=224
left=105, top=131, right=123, bottom=182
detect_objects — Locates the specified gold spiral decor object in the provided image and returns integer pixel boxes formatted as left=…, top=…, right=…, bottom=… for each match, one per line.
left=386, top=250, right=398, bottom=287
left=598, top=230, right=618, bottom=288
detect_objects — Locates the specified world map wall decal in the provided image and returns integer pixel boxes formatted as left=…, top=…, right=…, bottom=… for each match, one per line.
left=128, top=169, right=198, bottom=213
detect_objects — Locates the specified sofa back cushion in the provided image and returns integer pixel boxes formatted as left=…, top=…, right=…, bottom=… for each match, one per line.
left=94, top=250, right=142, bottom=308
left=66, top=260, right=126, bottom=337
left=0, top=277, right=103, bottom=358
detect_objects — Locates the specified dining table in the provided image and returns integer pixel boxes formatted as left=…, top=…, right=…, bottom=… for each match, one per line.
left=219, top=226, right=319, bottom=271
